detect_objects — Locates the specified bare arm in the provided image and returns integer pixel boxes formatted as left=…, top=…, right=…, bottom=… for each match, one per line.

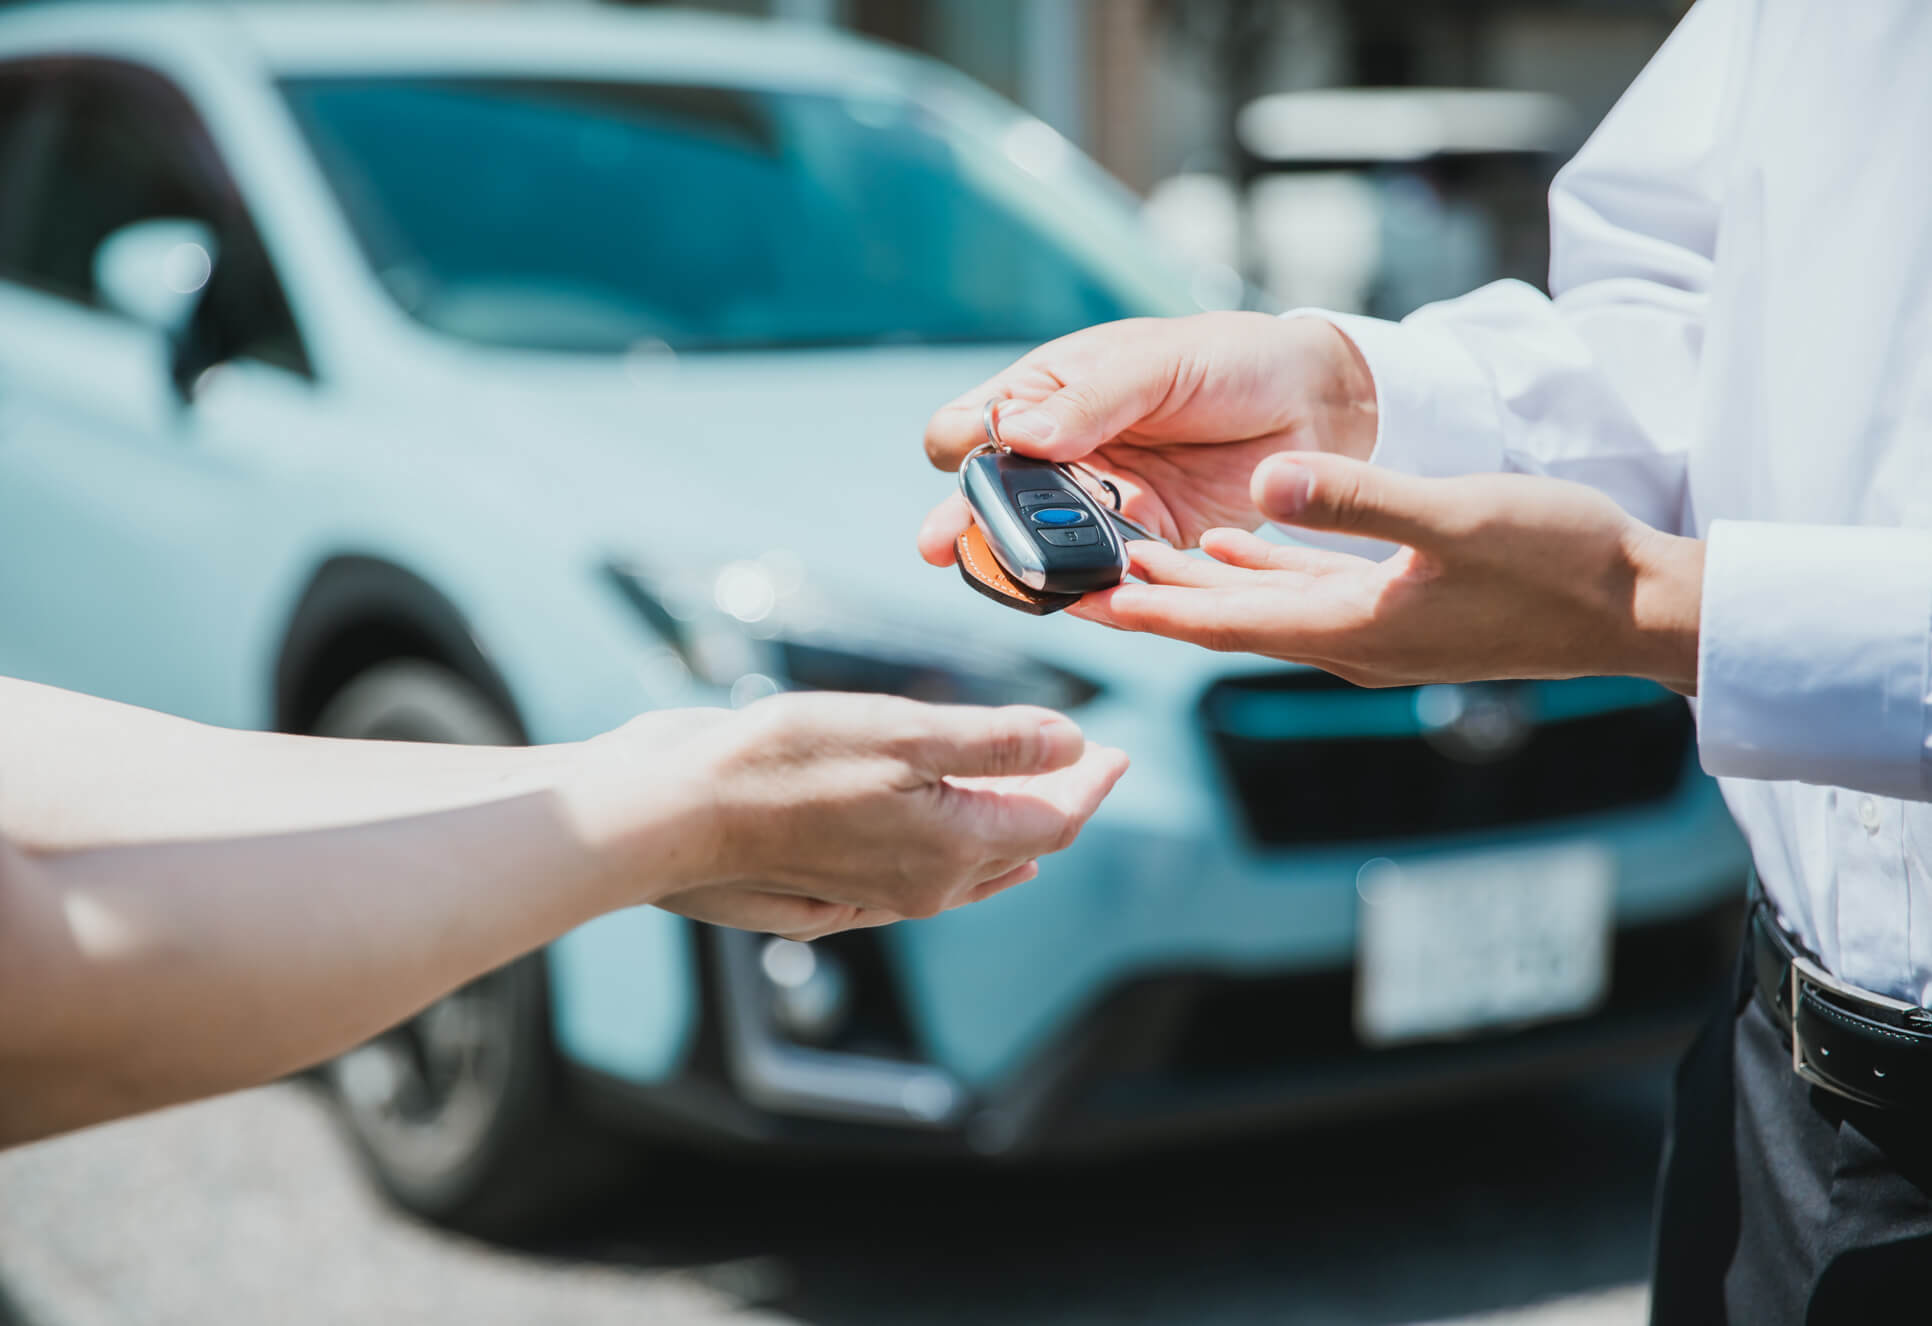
left=0, top=784, right=645, bottom=1144
left=0, top=676, right=564, bottom=851
left=0, top=685, right=1126, bottom=1147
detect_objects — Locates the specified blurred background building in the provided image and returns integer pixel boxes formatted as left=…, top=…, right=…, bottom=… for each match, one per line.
left=636, top=0, right=1688, bottom=314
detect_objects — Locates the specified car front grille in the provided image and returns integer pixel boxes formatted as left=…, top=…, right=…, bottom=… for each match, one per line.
left=1200, top=671, right=1694, bottom=848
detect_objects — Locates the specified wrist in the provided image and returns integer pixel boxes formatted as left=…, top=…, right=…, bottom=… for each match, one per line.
left=1293, top=317, right=1378, bottom=461
left=496, top=739, right=582, bottom=798
left=558, top=724, right=732, bottom=910
left=1621, top=523, right=1704, bottom=695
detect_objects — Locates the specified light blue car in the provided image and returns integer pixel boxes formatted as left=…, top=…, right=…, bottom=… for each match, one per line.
left=0, top=3, right=1750, bottom=1232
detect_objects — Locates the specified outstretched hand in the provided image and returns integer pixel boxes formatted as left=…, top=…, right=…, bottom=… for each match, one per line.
left=583, top=694, right=1130, bottom=941
left=917, top=312, right=1376, bottom=563
left=1070, top=451, right=1704, bottom=694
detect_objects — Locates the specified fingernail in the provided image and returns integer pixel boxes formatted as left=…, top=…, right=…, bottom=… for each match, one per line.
left=1264, top=463, right=1314, bottom=516
left=998, top=409, right=1057, bottom=447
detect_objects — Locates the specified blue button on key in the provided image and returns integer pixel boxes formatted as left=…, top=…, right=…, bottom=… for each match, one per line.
left=1031, top=507, right=1087, bottom=527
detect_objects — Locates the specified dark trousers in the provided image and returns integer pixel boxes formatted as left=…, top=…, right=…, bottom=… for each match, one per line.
left=1650, top=943, right=1932, bottom=1323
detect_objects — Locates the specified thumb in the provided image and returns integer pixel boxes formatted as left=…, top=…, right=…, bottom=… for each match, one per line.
left=922, top=327, right=1187, bottom=469
left=990, top=376, right=1166, bottom=463
left=979, top=329, right=1207, bottom=462
left=1252, top=452, right=1443, bottom=549
left=985, top=384, right=1141, bottom=463
left=900, top=705, right=1087, bottom=780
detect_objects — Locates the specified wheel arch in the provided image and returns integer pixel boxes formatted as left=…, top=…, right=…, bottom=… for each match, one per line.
left=272, top=554, right=528, bottom=742
left=275, top=554, right=702, bottom=1095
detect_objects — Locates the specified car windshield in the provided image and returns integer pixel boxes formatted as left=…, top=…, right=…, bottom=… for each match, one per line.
left=280, top=76, right=1179, bottom=353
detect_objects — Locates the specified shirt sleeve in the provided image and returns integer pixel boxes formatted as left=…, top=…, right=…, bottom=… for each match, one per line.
left=1697, top=521, right=1932, bottom=799
left=1284, top=0, right=1754, bottom=537
left=1275, top=1, right=1932, bottom=796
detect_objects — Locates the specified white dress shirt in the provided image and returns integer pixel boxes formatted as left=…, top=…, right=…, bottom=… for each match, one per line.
left=1304, top=0, right=1932, bottom=1002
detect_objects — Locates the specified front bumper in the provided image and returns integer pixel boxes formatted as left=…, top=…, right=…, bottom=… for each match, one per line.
left=561, top=669, right=1748, bottom=1153
left=956, top=890, right=1742, bottom=1155
left=571, top=890, right=1743, bottom=1158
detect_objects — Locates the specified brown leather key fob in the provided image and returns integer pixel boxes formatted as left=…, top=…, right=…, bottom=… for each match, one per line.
left=955, top=525, right=1083, bottom=615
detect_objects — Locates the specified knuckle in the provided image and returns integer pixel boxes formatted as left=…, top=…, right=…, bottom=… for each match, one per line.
left=983, top=723, right=1032, bottom=775
left=747, top=690, right=808, bottom=730
left=1326, top=474, right=1368, bottom=531
left=886, top=855, right=945, bottom=919
left=762, top=691, right=878, bottom=748
left=923, top=423, right=956, bottom=470
left=1457, top=502, right=1511, bottom=547
left=902, top=885, right=948, bottom=921
left=1052, top=382, right=1109, bottom=437
left=1201, top=621, right=1245, bottom=654
left=873, top=693, right=923, bottom=730
left=940, top=836, right=982, bottom=878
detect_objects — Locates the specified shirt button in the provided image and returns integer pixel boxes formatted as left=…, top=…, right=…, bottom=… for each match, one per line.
left=1859, top=796, right=1883, bottom=833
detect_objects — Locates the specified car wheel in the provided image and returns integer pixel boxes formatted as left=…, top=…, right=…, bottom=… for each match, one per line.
left=313, top=659, right=626, bottom=1238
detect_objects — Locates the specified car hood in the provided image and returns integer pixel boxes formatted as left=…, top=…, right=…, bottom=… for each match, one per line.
left=380, top=343, right=1251, bottom=690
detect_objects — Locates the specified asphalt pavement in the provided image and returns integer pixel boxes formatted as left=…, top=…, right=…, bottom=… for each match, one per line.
left=0, top=1066, right=1670, bottom=1325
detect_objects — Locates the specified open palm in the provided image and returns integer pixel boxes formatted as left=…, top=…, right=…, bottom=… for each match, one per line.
left=1069, top=454, right=1698, bottom=694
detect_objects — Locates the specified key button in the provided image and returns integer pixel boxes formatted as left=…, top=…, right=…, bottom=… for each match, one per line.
left=1030, top=507, right=1088, bottom=527
left=1040, top=527, right=1099, bottom=546
left=1016, top=489, right=1070, bottom=507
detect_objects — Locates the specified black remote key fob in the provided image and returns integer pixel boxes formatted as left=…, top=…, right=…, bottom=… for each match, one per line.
left=959, top=448, right=1130, bottom=601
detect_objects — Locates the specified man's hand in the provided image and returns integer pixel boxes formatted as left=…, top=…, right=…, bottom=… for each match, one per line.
left=1071, top=452, right=1703, bottom=693
left=578, top=694, right=1129, bottom=940
left=916, top=313, right=1376, bottom=561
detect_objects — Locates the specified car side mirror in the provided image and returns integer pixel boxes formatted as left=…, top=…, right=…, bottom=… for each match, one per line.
left=93, top=217, right=220, bottom=341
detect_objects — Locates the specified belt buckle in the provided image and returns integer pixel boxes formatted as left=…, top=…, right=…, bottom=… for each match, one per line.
left=1788, top=953, right=1918, bottom=1106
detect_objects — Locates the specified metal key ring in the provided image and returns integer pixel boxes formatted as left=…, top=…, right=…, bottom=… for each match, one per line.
left=965, top=396, right=1165, bottom=544
left=981, top=397, right=1007, bottom=452
left=958, top=398, right=1008, bottom=471
left=1068, top=461, right=1124, bottom=511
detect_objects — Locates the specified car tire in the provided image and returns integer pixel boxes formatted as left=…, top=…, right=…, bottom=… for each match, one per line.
left=312, top=659, right=630, bottom=1239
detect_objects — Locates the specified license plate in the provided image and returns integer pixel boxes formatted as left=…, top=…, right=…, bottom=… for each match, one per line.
left=1354, top=843, right=1614, bottom=1047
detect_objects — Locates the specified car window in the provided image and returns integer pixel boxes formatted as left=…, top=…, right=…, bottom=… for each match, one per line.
left=281, top=76, right=1182, bottom=354
left=6, top=60, right=311, bottom=377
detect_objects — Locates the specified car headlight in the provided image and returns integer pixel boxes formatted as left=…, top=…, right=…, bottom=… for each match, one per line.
left=603, top=559, right=1100, bottom=712
left=772, top=634, right=1098, bottom=709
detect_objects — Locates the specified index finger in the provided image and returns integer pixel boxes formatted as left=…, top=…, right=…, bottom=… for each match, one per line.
left=946, top=741, right=1130, bottom=855
left=897, top=703, right=1088, bottom=780
left=1070, top=581, right=1333, bottom=658
left=917, top=491, right=973, bottom=567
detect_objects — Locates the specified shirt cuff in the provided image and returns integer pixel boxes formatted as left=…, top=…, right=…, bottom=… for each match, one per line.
left=1284, top=309, right=1508, bottom=478
left=1697, top=519, right=1932, bottom=799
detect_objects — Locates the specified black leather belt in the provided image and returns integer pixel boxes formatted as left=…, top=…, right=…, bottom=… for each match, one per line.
left=1749, top=899, right=1932, bottom=1111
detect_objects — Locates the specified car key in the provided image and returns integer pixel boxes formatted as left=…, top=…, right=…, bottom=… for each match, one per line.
left=954, top=400, right=1159, bottom=615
